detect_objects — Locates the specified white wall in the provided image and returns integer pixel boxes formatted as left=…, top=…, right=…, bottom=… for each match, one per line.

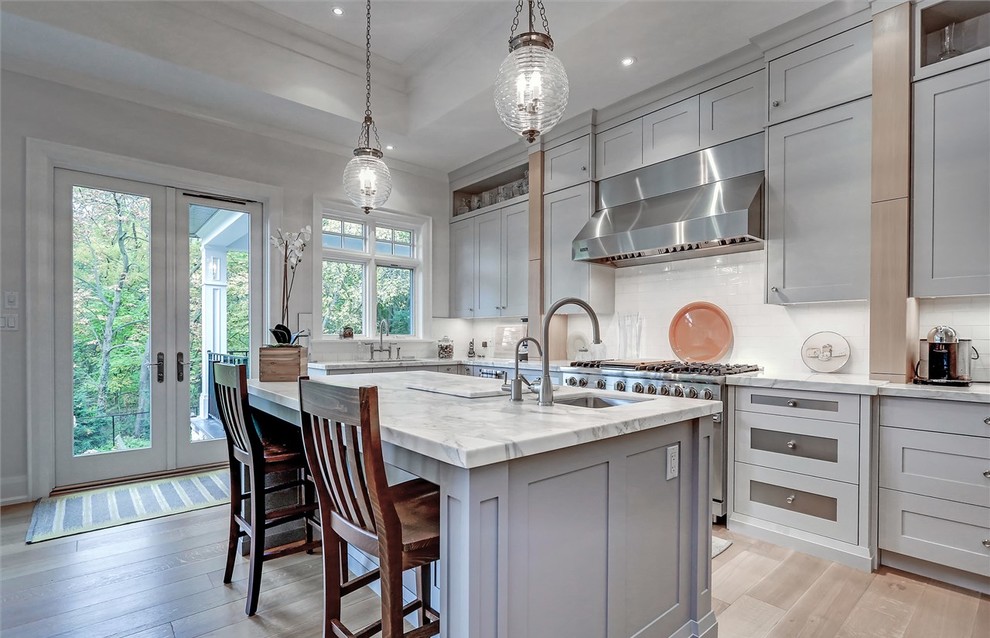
left=0, top=70, right=449, bottom=503
left=567, top=250, right=871, bottom=376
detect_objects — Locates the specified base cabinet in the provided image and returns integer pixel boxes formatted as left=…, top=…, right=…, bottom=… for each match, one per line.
left=878, top=396, right=990, bottom=591
left=728, top=386, right=876, bottom=570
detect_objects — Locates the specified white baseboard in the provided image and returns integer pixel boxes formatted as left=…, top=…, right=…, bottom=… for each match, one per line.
left=728, top=513, right=876, bottom=572
left=1, top=474, right=30, bottom=506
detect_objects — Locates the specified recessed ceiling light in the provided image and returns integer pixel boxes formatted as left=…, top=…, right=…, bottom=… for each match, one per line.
left=621, top=57, right=636, bottom=67
left=331, top=6, right=344, bottom=16
left=385, top=144, right=394, bottom=151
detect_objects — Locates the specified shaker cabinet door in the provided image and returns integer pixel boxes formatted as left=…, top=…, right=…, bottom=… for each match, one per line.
left=912, top=62, right=990, bottom=297
left=544, top=184, right=592, bottom=304
left=501, top=202, right=530, bottom=317
left=768, top=23, right=872, bottom=124
left=700, top=70, right=765, bottom=147
left=449, top=218, right=477, bottom=318
left=642, top=96, right=700, bottom=166
left=544, top=135, right=591, bottom=194
left=766, top=98, right=872, bottom=303
left=595, top=119, right=643, bottom=180
left=475, top=212, right=503, bottom=319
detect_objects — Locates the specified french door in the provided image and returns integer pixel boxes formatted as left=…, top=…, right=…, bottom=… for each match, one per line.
left=53, top=170, right=262, bottom=487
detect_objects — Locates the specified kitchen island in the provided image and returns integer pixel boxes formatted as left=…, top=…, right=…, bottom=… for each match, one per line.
left=248, top=371, right=721, bottom=638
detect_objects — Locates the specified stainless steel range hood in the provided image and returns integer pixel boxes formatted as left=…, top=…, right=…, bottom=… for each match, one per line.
left=574, top=133, right=764, bottom=267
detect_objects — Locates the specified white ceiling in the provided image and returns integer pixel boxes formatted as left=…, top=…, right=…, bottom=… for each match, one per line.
left=0, top=1, right=832, bottom=176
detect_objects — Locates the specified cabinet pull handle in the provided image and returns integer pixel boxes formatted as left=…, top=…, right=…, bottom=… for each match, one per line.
left=581, top=166, right=587, bottom=171
left=984, top=470, right=990, bottom=479
left=772, top=100, right=781, bottom=107
left=786, top=400, right=797, bottom=407
left=984, top=417, right=990, bottom=425
left=983, top=539, right=990, bottom=549
left=770, top=286, right=779, bottom=293
left=785, top=495, right=795, bottom=505
left=786, top=440, right=797, bottom=450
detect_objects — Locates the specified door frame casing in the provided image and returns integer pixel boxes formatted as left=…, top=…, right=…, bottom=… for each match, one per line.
left=26, top=138, right=282, bottom=499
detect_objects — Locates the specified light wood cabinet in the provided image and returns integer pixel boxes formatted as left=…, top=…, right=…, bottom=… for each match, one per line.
left=642, top=96, right=700, bottom=166
left=700, top=70, right=765, bottom=147
left=912, top=61, right=990, bottom=297
left=766, top=98, right=872, bottom=303
left=543, top=135, right=591, bottom=194
left=594, top=119, right=642, bottom=180
left=768, top=23, right=873, bottom=124
left=543, top=184, right=614, bottom=314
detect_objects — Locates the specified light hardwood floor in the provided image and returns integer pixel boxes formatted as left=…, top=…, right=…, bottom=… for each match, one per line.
left=1, top=502, right=987, bottom=637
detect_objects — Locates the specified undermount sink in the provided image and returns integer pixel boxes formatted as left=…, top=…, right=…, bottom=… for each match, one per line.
left=553, top=394, right=653, bottom=409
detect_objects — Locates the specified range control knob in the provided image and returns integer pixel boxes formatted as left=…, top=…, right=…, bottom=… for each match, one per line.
left=647, top=384, right=658, bottom=395
left=596, top=379, right=607, bottom=390
left=674, top=386, right=684, bottom=397
left=614, top=381, right=626, bottom=392
left=632, top=383, right=645, bottom=394
left=702, top=388, right=714, bottom=400
left=566, top=377, right=578, bottom=386
left=578, top=378, right=588, bottom=388
left=687, top=387, right=699, bottom=399
left=660, top=385, right=671, bottom=396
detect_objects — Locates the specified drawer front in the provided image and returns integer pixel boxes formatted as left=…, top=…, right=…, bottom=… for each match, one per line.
left=879, top=488, right=990, bottom=577
left=768, top=23, right=872, bottom=124
left=735, top=411, right=860, bottom=483
left=438, top=364, right=462, bottom=375
left=735, top=386, right=861, bottom=424
left=880, top=427, right=990, bottom=507
left=544, top=135, right=591, bottom=193
left=880, top=397, right=990, bottom=438
left=734, top=462, right=859, bottom=543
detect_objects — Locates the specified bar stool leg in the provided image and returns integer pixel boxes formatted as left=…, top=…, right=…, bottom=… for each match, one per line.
left=245, top=465, right=266, bottom=616
left=223, top=462, right=243, bottom=584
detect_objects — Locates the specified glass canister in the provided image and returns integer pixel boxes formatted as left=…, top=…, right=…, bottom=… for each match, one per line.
left=437, top=336, right=454, bottom=359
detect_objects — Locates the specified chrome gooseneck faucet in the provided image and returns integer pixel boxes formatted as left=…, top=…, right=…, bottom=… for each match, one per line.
left=540, top=297, right=602, bottom=406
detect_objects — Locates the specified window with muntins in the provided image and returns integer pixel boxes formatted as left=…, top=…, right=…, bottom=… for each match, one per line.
left=319, top=213, right=420, bottom=338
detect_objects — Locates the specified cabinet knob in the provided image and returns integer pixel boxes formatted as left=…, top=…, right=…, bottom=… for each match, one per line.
left=786, top=440, right=797, bottom=449
left=770, top=286, right=779, bottom=293
left=786, top=400, right=797, bottom=407
left=984, top=470, right=990, bottom=479
left=785, top=495, right=796, bottom=505
left=983, top=539, right=990, bottom=549
left=772, top=100, right=781, bottom=107
left=581, top=166, right=587, bottom=172
left=985, top=417, right=990, bottom=425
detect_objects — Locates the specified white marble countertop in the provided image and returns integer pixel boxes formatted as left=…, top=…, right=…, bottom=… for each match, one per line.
left=878, top=382, right=990, bottom=403
left=248, top=371, right=721, bottom=469
left=725, top=372, right=886, bottom=395
left=307, top=358, right=567, bottom=371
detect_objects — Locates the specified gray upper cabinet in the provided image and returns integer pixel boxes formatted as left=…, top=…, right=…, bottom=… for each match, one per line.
left=642, top=96, right=700, bottom=166
left=501, top=202, right=530, bottom=317
left=912, top=61, right=990, bottom=297
left=700, top=70, right=765, bottom=147
left=766, top=98, right=872, bottom=303
left=543, top=183, right=614, bottom=313
left=544, top=135, right=591, bottom=194
left=476, top=212, right=503, bottom=318
left=768, top=23, right=872, bottom=124
left=450, top=217, right=477, bottom=318
left=595, top=119, right=642, bottom=181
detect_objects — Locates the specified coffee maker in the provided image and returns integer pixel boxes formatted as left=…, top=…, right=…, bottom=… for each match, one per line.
left=915, top=325, right=978, bottom=386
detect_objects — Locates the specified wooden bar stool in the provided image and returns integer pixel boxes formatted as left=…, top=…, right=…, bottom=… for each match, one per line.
left=212, top=363, right=321, bottom=616
left=298, top=377, right=441, bottom=638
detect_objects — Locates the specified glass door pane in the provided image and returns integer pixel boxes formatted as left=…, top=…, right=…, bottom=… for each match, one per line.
left=176, top=195, right=260, bottom=468
left=54, top=170, right=169, bottom=487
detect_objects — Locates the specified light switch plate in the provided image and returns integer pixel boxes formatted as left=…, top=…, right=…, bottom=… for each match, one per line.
left=3, top=291, right=18, bottom=309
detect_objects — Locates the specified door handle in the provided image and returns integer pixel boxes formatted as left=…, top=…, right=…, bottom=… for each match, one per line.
left=176, top=352, right=185, bottom=382
left=145, top=352, right=165, bottom=383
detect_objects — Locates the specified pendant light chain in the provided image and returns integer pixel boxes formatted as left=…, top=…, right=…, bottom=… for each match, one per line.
left=356, top=0, right=382, bottom=151
left=508, top=0, right=551, bottom=45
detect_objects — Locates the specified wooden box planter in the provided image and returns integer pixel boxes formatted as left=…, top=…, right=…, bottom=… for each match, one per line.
left=258, top=346, right=308, bottom=382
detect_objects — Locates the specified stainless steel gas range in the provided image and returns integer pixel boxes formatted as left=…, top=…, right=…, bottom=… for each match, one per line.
left=558, top=359, right=760, bottom=520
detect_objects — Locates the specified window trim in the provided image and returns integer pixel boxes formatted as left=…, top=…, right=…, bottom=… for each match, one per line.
left=312, top=200, right=432, bottom=341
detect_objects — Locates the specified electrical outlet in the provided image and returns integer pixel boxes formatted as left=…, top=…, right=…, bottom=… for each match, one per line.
left=666, top=444, right=679, bottom=480
left=0, top=313, right=17, bottom=331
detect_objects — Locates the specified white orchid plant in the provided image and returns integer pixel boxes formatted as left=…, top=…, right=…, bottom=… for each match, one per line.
left=270, top=225, right=312, bottom=344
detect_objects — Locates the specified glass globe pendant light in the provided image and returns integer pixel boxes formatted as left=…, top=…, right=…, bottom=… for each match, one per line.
left=494, top=0, right=569, bottom=143
left=343, top=0, right=391, bottom=213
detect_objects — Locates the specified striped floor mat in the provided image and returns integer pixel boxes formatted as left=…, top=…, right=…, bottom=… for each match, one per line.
left=25, top=469, right=230, bottom=543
